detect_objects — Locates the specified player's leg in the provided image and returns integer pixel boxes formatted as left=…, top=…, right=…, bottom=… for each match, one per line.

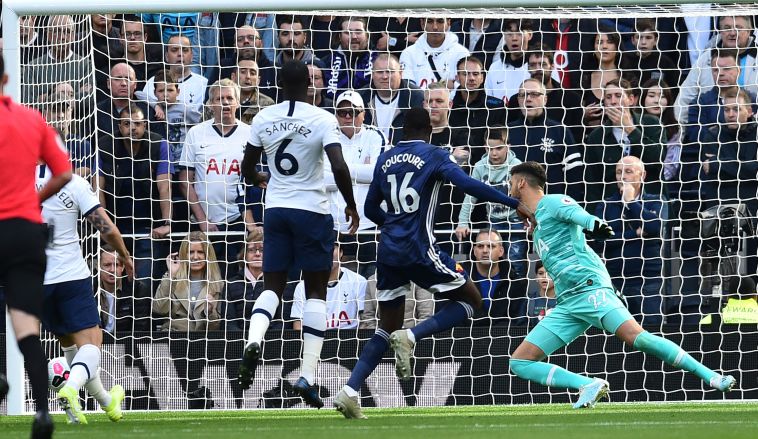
left=390, top=252, right=477, bottom=379
left=239, top=209, right=292, bottom=389
left=510, top=309, right=596, bottom=391
left=2, top=221, right=54, bottom=438
left=291, top=212, right=336, bottom=408
left=336, top=275, right=408, bottom=419
left=612, top=316, right=736, bottom=391
left=60, top=327, right=124, bottom=422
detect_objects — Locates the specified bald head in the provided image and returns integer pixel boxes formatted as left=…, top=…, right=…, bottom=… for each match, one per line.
left=616, top=155, right=646, bottom=193
left=109, top=63, right=137, bottom=98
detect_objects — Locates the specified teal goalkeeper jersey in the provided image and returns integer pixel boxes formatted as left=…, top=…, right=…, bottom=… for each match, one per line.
left=532, top=194, right=614, bottom=300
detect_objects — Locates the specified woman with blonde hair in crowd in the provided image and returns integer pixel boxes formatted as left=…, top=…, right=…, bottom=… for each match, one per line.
left=153, top=231, right=224, bottom=331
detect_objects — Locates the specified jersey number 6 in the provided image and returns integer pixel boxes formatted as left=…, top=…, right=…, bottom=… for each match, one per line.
left=388, top=172, right=420, bottom=214
left=274, top=138, right=299, bottom=176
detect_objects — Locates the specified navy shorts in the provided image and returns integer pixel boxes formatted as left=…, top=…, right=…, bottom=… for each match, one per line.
left=375, top=248, right=467, bottom=302
left=42, top=277, right=100, bottom=337
left=263, top=207, right=334, bottom=272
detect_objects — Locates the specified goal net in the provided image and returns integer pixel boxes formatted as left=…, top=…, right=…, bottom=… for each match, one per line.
left=2, top=1, right=757, bottom=414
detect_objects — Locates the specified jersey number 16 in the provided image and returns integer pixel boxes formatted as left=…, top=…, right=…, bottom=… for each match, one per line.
left=388, top=172, right=420, bottom=214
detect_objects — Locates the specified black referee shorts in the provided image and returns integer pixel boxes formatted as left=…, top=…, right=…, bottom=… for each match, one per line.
left=0, top=218, right=47, bottom=317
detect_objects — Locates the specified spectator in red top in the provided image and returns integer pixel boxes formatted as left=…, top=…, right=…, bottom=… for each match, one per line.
left=0, top=54, right=73, bottom=439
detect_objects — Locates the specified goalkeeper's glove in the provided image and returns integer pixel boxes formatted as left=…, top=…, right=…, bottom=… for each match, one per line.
left=585, top=220, right=614, bottom=241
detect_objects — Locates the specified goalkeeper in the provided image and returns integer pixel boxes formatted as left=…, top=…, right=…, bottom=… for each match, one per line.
left=507, top=161, right=736, bottom=408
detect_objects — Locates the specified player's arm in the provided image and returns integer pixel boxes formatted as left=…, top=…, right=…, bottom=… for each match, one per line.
left=38, top=125, right=73, bottom=202
left=86, top=206, right=134, bottom=279
left=325, top=145, right=360, bottom=234
left=364, top=167, right=386, bottom=226
left=556, top=198, right=614, bottom=241
left=241, top=143, right=267, bottom=186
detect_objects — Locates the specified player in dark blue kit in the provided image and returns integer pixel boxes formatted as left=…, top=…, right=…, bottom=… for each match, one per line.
left=334, top=108, right=533, bottom=418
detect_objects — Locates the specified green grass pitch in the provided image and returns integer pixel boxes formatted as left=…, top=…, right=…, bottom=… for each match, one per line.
left=2, top=403, right=757, bottom=438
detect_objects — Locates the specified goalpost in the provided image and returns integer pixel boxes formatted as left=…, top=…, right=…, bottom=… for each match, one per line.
left=3, top=0, right=758, bottom=415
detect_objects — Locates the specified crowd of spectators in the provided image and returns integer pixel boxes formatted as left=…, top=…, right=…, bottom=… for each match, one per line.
left=6, top=11, right=758, bottom=333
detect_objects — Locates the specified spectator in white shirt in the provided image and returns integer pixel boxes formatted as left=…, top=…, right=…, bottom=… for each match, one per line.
left=399, top=17, right=470, bottom=89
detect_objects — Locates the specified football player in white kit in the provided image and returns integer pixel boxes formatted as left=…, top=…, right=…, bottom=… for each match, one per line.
left=239, top=60, right=360, bottom=408
left=36, top=165, right=133, bottom=424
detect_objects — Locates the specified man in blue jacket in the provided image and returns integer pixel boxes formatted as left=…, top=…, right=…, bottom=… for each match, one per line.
left=507, top=78, right=583, bottom=200
left=322, top=17, right=375, bottom=100
left=595, top=156, right=666, bottom=325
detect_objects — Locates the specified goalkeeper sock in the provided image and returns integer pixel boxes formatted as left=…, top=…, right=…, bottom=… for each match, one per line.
left=633, top=331, right=719, bottom=383
left=17, top=335, right=49, bottom=412
left=509, top=359, right=594, bottom=390
left=411, top=301, right=474, bottom=341
left=247, top=289, right=279, bottom=347
left=300, top=298, right=327, bottom=386
left=66, top=344, right=100, bottom=391
left=346, top=328, right=390, bottom=392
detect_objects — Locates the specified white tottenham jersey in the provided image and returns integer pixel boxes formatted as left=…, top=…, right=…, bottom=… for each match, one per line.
left=291, top=267, right=367, bottom=329
left=37, top=166, right=100, bottom=284
left=399, top=33, right=470, bottom=89
left=180, top=120, right=250, bottom=223
left=325, top=125, right=387, bottom=231
left=138, top=71, right=207, bottom=125
left=249, top=100, right=342, bottom=214
left=485, top=55, right=562, bottom=102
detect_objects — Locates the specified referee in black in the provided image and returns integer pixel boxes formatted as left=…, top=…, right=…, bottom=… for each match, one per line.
left=0, top=54, right=73, bottom=439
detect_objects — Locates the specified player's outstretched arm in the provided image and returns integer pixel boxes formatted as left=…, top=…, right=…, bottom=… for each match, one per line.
left=326, top=145, right=360, bottom=234
left=86, top=207, right=134, bottom=279
left=555, top=198, right=614, bottom=241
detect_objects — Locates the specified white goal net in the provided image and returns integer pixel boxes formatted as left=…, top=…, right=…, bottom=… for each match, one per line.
left=1, top=1, right=757, bottom=413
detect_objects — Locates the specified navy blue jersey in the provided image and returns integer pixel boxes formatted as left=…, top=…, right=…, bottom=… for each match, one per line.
left=367, top=140, right=459, bottom=265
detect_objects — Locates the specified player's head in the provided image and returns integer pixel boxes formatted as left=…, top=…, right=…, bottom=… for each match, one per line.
left=99, top=244, right=124, bottom=287
left=240, top=228, right=264, bottom=271
left=535, top=260, right=555, bottom=297
left=280, top=60, right=310, bottom=100
left=402, top=107, right=433, bottom=141
left=473, top=229, right=504, bottom=266
left=509, top=161, right=547, bottom=198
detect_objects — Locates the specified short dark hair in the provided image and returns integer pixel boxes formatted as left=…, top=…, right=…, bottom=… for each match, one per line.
left=487, top=125, right=508, bottom=142
left=711, top=48, right=739, bottom=64
left=535, top=260, right=544, bottom=274
left=403, top=108, right=432, bottom=138
left=280, top=60, right=309, bottom=95
left=502, top=18, right=534, bottom=32
left=511, top=161, right=547, bottom=190
left=118, top=103, right=146, bottom=120
left=457, top=55, right=484, bottom=72
left=526, top=42, right=555, bottom=65
left=634, top=18, right=657, bottom=35
left=277, top=15, right=305, bottom=32
left=153, top=70, right=178, bottom=85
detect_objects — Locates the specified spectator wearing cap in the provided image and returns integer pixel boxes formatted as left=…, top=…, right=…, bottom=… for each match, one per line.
left=326, top=91, right=388, bottom=278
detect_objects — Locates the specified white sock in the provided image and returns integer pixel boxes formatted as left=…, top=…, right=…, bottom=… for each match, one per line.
left=86, top=372, right=112, bottom=408
left=406, top=329, right=416, bottom=345
left=342, top=385, right=359, bottom=397
left=247, top=289, right=279, bottom=347
left=66, top=344, right=100, bottom=391
left=300, top=298, right=327, bottom=385
left=62, top=344, right=78, bottom=365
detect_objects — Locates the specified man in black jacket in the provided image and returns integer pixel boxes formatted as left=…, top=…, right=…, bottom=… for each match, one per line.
left=461, top=230, right=528, bottom=327
left=507, top=78, right=583, bottom=200
left=96, top=245, right=152, bottom=334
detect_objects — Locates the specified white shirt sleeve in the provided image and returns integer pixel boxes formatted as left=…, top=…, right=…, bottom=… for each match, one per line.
left=70, top=176, right=100, bottom=216
left=249, top=116, right=264, bottom=147
left=179, top=127, right=197, bottom=169
left=290, top=282, right=306, bottom=319
left=357, top=275, right=367, bottom=313
left=320, top=115, right=342, bottom=148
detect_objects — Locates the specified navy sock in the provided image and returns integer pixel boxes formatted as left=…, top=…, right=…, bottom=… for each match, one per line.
left=18, top=335, right=49, bottom=412
left=411, top=301, right=474, bottom=341
left=346, top=329, right=390, bottom=392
